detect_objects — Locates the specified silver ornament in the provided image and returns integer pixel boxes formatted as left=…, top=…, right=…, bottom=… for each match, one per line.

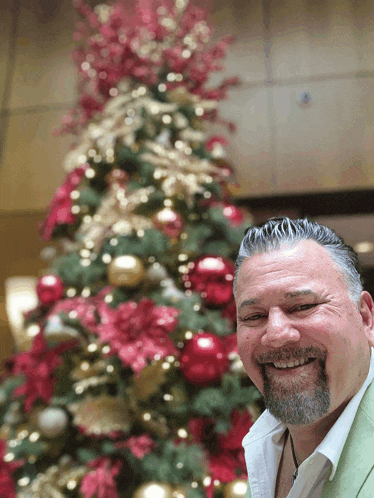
left=37, top=407, right=69, bottom=438
left=146, top=263, right=168, bottom=285
left=44, top=315, right=79, bottom=342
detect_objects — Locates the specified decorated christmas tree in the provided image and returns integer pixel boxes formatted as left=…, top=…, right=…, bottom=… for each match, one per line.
left=0, top=1, right=262, bottom=497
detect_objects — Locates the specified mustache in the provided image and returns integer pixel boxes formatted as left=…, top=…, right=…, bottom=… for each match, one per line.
left=256, top=345, right=326, bottom=364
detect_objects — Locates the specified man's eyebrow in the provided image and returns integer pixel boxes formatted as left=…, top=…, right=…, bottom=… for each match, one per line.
left=238, top=298, right=260, bottom=311
left=238, top=290, right=318, bottom=311
left=284, top=289, right=318, bottom=299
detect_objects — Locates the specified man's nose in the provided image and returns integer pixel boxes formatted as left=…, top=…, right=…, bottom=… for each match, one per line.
left=261, top=308, right=300, bottom=347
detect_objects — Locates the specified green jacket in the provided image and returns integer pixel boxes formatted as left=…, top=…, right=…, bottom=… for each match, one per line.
left=245, top=380, right=374, bottom=498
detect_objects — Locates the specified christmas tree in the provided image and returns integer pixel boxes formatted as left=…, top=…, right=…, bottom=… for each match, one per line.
left=0, top=1, right=262, bottom=497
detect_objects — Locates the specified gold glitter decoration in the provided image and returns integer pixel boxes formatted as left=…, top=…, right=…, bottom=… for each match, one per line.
left=76, top=183, right=154, bottom=254
left=133, top=360, right=168, bottom=400
left=73, top=375, right=112, bottom=394
left=141, top=141, right=221, bottom=205
left=70, top=359, right=106, bottom=381
left=139, top=411, right=169, bottom=438
left=64, top=81, right=179, bottom=173
left=17, top=456, right=87, bottom=498
left=68, top=394, right=132, bottom=435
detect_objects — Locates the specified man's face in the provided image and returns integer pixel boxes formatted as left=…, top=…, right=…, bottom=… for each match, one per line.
left=236, top=240, right=374, bottom=426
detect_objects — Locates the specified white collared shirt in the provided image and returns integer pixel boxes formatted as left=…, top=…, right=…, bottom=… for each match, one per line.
left=243, top=348, right=374, bottom=498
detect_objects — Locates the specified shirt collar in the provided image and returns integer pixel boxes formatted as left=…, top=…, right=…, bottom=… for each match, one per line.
left=242, top=347, right=374, bottom=481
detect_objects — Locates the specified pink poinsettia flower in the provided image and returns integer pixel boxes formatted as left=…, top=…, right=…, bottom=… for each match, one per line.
left=39, top=164, right=88, bottom=241
left=97, top=298, right=179, bottom=373
left=48, top=295, right=98, bottom=333
left=116, top=434, right=155, bottom=459
left=80, top=458, right=121, bottom=498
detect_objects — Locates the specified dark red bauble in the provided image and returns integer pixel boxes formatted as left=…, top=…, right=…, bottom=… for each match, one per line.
left=210, top=201, right=245, bottom=227
left=183, top=255, right=235, bottom=306
left=154, top=208, right=184, bottom=238
left=36, top=275, right=64, bottom=306
left=222, top=202, right=244, bottom=226
left=180, top=332, right=230, bottom=385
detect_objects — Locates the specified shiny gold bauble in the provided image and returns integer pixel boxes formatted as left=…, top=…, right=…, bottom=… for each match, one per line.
left=223, top=479, right=248, bottom=498
left=133, top=482, right=174, bottom=498
left=173, top=486, right=188, bottom=498
left=107, top=255, right=145, bottom=287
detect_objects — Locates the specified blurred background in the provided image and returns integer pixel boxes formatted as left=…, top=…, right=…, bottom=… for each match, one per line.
left=1, top=0, right=374, bottom=363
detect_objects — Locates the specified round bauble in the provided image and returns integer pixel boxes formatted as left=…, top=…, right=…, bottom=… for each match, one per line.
left=180, top=332, right=230, bottom=385
left=154, top=208, right=184, bottom=238
left=146, top=263, right=168, bottom=286
left=133, top=482, right=174, bottom=498
left=222, top=202, right=245, bottom=226
left=36, top=275, right=64, bottom=306
left=37, top=407, right=69, bottom=438
left=223, top=479, right=248, bottom=498
left=183, top=255, right=235, bottom=306
left=108, top=255, right=145, bottom=287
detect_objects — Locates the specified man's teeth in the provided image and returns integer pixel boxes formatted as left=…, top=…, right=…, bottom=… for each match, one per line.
left=273, top=358, right=307, bottom=369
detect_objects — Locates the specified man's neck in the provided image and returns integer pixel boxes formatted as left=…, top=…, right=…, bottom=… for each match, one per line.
left=287, top=402, right=349, bottom=464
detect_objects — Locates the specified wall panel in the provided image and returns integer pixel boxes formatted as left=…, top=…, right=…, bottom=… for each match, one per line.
left=217, top=85, right=275, bottom=196
left=9, top=0, right=78, bottom=109
left=0, top=108, right=73, bottom=211
left=273, top=77, right=374, bottom=193
left=0, top=0, right=14, bottom=108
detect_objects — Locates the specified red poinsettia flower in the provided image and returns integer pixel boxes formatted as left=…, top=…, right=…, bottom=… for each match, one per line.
left=0, top=440, right=24, bottom=498
left=188, top=410, right=252, bottom=498
left=39, top=164, right=88, bottom=240
left=96, top=298, right=179, bottom=373
left=80, top=458, right=122, bottom=498
left=10, top=332, right=77, bottom=412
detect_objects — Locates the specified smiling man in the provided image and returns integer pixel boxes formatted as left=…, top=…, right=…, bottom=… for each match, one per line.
left=234, top=217, right=374, bottom=498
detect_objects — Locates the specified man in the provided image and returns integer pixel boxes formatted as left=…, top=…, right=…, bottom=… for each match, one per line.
left=234, top=217, right=374, bottom=498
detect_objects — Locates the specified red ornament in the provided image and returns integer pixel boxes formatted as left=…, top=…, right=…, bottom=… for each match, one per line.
left=222, top=202, right=244, bottom=226
left=154, top=208, right=184, bottom=238
left=36, top=275, right=64, bottom=306
left=183, top=255, right=235, bottom=306
left=180, top=332, right=229, bottom=385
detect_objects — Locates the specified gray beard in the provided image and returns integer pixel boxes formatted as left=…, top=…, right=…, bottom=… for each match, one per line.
left=261, top=359, right=331, bottom=425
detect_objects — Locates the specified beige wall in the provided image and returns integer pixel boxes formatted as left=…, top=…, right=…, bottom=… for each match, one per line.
left=1, top=0, right=374, bottom=208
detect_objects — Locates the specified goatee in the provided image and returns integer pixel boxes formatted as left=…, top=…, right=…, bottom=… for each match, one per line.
left=259, top=348, right=330, bottom=425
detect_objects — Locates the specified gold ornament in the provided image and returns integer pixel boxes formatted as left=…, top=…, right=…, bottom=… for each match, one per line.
left=17, top=456, right=87, bottom=498
left=223, top=479, right=248, bottom=498
left=68, top=394, right=132, bottom=435
left=133, top=482, right=174, bottom=498
left=108, top=255, right=145, bottom=287
left=173, top=486, right=188, bottom=498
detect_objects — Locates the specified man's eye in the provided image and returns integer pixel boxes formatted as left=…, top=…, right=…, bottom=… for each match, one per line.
left=293, top=304, right=317, bottom=312
left=244, top=314, right=265, bottom=321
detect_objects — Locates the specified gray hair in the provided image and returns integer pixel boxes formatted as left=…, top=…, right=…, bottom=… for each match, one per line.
left=234, top=217, right=363, bottom=305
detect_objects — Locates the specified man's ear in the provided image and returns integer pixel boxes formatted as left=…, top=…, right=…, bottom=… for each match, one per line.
left=359, top=291, right=374, bottom=347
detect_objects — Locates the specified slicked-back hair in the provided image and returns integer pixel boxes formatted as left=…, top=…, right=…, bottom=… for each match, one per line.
left=234, top=217, right=363, bottom=305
